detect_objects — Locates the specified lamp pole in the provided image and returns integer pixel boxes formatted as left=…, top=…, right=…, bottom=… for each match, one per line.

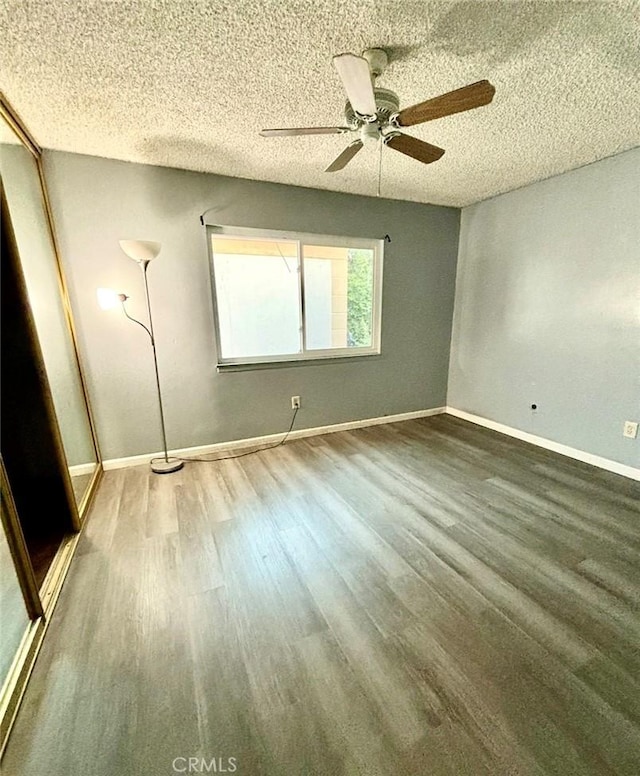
left=139, top=259, right=178, bottom=471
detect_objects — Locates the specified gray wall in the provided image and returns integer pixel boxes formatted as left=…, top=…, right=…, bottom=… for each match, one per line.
left=43, top=151, right=460, bottom=460
left=448, top=147, right=640, bottom=468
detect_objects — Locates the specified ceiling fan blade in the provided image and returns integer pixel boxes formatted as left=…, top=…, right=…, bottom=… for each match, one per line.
left=332, top=53, right=377, bottom=117
left=396, top=80, right=495, bottom=127
left=325, top=140, right=364, bottom=172
left=384, top=133, right=445, bottom=165
left=260, top=127, right=350, bottom=137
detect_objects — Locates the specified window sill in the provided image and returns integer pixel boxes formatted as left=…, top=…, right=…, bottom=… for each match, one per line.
left=216, top=352, right=382, bottom=372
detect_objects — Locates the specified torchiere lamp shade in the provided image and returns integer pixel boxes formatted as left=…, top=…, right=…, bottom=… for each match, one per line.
left=119, top=240, right=162, bottom=262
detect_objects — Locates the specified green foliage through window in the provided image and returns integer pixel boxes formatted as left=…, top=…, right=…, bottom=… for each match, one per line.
left=347, top=249, right=374, bottom=347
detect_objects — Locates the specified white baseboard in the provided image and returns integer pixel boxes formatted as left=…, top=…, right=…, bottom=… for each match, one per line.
left=446, top=407, right=640, bottom=482
left=68, top=463, right=97, bottom=477
left=102, top=407, right=447, bottom=470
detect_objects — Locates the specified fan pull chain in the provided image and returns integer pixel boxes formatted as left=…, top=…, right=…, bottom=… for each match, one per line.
left=377, top=136, right=383, bottom=197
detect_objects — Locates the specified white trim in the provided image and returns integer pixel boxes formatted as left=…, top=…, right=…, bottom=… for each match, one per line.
left=102, top=407, right=447, bottom=470
left=68, top=462, right=97, bottom=477
left=446, top=407, right=640, bottom=482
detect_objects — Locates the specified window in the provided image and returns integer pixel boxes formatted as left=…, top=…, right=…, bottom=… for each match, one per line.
left=208, top=226, right=383, bottom=366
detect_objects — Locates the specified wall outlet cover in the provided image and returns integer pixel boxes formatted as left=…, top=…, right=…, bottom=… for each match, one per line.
left=623, top=421, right=638, bottom=439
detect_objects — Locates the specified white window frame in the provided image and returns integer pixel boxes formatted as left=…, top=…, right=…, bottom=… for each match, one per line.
left=207, top=225, right=383, bottom=367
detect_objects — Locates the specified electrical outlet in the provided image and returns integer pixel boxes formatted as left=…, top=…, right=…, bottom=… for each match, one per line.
left=623, top=421, right=638, bottom=439
left=291, top=396, right=301, bottom=410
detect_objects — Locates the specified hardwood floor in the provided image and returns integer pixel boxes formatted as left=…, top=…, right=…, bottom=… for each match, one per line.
left=3, top=415, right=639, bottom=775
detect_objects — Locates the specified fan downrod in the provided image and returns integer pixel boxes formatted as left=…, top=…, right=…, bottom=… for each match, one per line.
left=362, top=48, right=388, bottom=79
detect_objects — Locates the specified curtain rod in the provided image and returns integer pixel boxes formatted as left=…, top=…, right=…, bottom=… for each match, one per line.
left=199, top=213, right=392, bottom=243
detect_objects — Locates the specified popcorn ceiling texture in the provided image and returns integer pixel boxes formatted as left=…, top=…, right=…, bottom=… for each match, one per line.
left=1, top=0, right=639, bottom=207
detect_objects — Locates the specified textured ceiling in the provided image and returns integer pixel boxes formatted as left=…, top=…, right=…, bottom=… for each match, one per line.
left=1, top=0, right=639, bottom=207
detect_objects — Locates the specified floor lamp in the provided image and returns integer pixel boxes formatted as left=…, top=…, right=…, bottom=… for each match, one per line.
left=98, top=240, right=183, bottom=474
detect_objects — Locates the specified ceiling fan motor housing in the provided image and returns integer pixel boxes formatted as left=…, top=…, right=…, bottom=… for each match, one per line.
left=360, top=122, right=380, bottom=145
left=344, top=87, right=400, bottom=127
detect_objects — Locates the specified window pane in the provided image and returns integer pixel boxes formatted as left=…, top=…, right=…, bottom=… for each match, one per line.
left=303, top=245, right=374, bottom=350
left=212, top=238, right=301, bottom=358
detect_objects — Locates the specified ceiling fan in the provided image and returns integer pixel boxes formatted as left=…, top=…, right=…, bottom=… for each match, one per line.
left=260, top=48, right=495, bottom=173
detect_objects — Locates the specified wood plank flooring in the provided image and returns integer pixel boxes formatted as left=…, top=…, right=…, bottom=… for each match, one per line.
left=2, top=414, right=639, bottom=775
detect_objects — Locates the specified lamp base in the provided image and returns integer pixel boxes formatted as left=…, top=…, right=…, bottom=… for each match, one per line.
left=150, top=457, right=184, bottom=474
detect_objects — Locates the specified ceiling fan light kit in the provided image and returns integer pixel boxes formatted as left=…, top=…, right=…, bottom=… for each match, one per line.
left=260, top=47, right=495, bottom=179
